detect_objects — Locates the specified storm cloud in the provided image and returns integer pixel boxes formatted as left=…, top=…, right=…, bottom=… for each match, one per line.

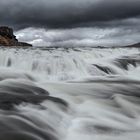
left=15, top=23, right=140, bottom=47
left=1, top=0, right=140, bottom=46
left=0, top=0, right=140, bottom=29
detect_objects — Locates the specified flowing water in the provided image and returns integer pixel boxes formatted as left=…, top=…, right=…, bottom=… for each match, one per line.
left=0, top=46, right=140, bottom=140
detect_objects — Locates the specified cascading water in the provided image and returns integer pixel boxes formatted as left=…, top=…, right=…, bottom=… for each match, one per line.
left=0, top=47, right=140, bottom=140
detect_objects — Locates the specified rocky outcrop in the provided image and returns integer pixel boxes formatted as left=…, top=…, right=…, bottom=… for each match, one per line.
left=0, top=26, right=32, bottom=47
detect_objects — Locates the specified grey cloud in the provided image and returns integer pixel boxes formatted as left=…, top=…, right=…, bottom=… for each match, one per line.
left=15, top=26, right=140, bottom=47
left=1, top=0, right=140, bottom=47
left=0, top=0, right=140, bottom=29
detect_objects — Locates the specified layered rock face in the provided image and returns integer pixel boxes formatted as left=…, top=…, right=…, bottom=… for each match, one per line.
left=0, top=26, right=32, bottom=47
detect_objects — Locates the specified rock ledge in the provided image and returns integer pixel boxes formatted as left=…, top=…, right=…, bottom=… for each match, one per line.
left=0, top=26, right=32, bottom=47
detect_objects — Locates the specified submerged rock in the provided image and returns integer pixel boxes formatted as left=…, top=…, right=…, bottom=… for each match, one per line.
left=0, top=26, right=32, bottom=47
left=0, top=80, right=68, bottom=110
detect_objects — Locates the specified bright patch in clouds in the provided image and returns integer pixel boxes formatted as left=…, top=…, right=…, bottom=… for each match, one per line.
left=15, top=27, right=140, bottom=47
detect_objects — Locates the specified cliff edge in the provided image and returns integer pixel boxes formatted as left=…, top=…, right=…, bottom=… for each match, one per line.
left=0, top=26, right=32, bottom=47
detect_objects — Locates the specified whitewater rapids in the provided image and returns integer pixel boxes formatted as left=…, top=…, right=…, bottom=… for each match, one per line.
left=0, top=47, right=140, bottom=140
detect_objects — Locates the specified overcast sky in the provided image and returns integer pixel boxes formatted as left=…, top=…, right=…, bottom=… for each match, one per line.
left=1, top=0, right=140, bottom=46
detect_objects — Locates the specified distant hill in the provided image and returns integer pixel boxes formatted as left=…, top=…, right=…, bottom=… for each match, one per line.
left=123, top=42, right=140, bottom=48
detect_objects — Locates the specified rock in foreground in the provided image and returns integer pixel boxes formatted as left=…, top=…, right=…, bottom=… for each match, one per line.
left=0, top=26, right=32, bottom=47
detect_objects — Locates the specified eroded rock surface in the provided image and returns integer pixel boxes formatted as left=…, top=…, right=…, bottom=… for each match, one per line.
left=0, top=26, right=32, bottom=47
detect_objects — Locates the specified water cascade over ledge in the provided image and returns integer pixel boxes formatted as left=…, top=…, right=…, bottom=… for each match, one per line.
left=0, top=47, right=140, bottom=140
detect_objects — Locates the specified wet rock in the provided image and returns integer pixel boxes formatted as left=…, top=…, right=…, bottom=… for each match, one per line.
left=114, top=57, right=137, bottom=70
left=0, top=92, right=68, bottom=110
left=0, top=80, right=68, bottom=110
left=93, top=64, right=116, bottom=74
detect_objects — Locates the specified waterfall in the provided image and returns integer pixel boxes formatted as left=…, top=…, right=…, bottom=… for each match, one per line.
left=0, top=47, right=140, bottom=140
left=0, top=47, right=139, bottom=81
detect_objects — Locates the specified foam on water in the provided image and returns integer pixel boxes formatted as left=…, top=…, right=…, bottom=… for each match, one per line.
left=0, top=47, right=139, bottom=80
left=0, top=47, right=140, bottom=140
